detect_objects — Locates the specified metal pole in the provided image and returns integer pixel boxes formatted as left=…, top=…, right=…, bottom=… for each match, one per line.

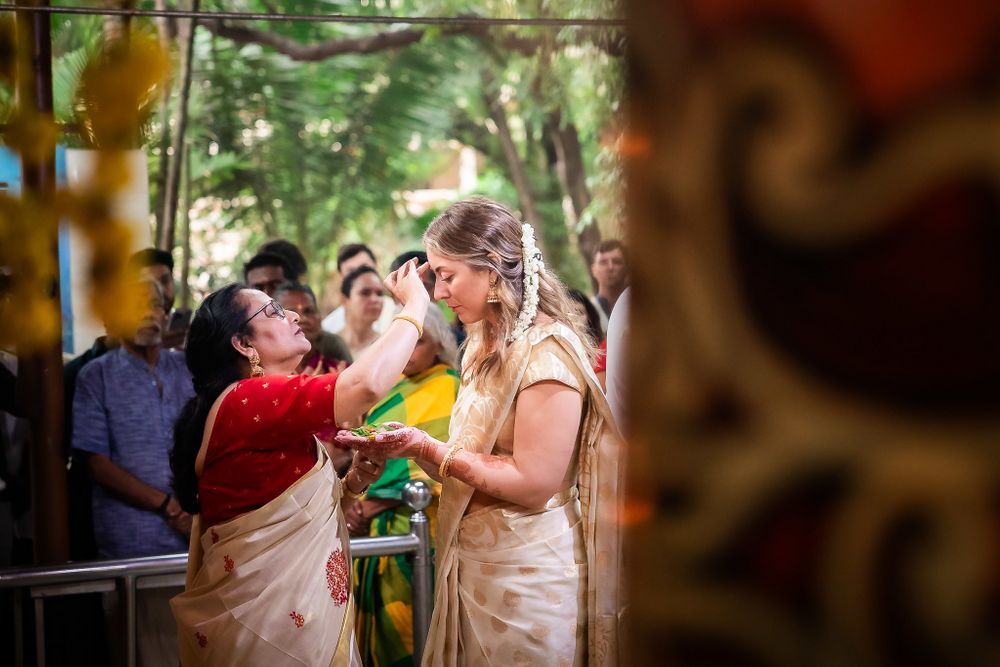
left=401, top=481, right=433, bottom=664
left=14, top=590, right=24, bottom=667
left=0, top=5, right=625, bottom=27
left=33, top=597, right=44, bottom=667
left=158, top=0, right=199, bottom=251
left=123, top=575, right=136, bottom=667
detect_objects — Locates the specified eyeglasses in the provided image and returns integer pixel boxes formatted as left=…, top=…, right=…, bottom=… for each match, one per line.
left=244, top=299, right=286, bottom=326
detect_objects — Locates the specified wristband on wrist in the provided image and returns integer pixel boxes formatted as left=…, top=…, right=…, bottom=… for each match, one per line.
left=157, top=493, right=172, bottom=515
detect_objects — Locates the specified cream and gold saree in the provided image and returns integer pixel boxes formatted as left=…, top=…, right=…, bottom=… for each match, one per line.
left=171, top=444, right=361, bottom=666
left=422, top=322, right=624, bottom=666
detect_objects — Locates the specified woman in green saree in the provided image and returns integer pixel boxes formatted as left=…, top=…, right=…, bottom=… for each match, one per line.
left=347, top=306, right=460, bottom=666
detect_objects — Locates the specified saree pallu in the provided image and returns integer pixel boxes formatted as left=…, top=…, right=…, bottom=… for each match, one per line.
left=456, top=488, right=586, bottom=667
left=423, top=323, right=624, bottom=667
left=354, top=363, right=457, bottom=666
left=171, top=444, right=360, bottom=666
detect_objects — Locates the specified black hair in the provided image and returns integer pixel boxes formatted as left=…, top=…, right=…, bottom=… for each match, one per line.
left=171, top=283, right=251, bottom=514
left=336, top=243, right=376, bottom=273
left=128, top=247, right=174, bottom=272
left=273, top=281, right=317, bottom=306
left=259, top=239, right=307, bottom=279
left=390, top=250, right=427, bottom=272
left=242, top=252, right=293, bottom=283
left=340, top=265, right=380, bottom=298
left=567, top=288, right=603, bottom=346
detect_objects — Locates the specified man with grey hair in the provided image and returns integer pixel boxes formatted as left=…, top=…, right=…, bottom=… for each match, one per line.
left=72, top=279, right=194, bottom=666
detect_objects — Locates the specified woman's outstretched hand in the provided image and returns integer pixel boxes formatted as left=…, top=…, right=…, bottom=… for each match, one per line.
left=333, top=422, right=427, bottom=459
left=384, top=259, right=431, bottom=308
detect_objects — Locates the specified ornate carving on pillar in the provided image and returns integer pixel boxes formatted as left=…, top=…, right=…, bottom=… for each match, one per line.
left=625, top=1, right=1000, bottom=664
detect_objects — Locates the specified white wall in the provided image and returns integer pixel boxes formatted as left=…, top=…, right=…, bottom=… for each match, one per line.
left=63, top=149, right=151, bottom=356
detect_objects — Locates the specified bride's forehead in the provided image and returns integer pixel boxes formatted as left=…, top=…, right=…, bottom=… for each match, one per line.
left=427, top=252, right=463, bottom=271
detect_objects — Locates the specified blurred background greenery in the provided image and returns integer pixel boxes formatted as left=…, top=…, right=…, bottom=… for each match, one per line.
left=3, top=0, right=624, bottom=313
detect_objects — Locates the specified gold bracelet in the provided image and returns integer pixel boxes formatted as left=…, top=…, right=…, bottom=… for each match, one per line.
left=392, top=313, right=423, bottom=338
left=439, top=444, right=463, bottom=479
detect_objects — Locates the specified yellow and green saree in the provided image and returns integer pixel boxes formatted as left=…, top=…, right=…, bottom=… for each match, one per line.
left=353, top=363, right=459, bottom=667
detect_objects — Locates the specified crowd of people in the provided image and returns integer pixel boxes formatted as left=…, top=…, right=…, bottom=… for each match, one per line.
left=0, top=196, right=632, bottom=666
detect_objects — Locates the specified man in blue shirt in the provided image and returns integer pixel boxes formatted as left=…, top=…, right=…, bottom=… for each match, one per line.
left=73, top=278, right=194, bottom=558
left=72, top=278, right=194, bottom=666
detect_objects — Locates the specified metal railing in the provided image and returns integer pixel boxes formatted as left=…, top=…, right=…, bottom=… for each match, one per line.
left=0, top=480, right=434, bottom=667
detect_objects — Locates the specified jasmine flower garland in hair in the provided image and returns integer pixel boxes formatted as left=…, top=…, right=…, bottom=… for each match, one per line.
left=509, top=223, right=544, bottom=342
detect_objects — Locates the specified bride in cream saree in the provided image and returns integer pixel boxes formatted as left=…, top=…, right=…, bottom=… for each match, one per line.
left=171, top=442, right=361, bottom=666
left=423, top=321, right=624, bottom=666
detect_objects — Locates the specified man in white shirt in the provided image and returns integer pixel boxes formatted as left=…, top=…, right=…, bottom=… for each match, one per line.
left=604, top=287, right=630, bottom=435
left=321, top=243, right=394, bottom=334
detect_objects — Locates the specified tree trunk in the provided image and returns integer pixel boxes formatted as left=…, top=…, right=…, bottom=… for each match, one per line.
left=482, top=89, right=547, bottom=257
left=546, top=111, right=602, bottom=263
left=179, top=144, right=192, bottom=309
left=158, top=0, right=199, bottom=251
left=15, top=0, right=68, bottom=565
left=295, top=204, right=308, bottom=256
left=152, top=0, right=175, bottom=244
left=101, top=1, right=131, bottom=54
left=251, top=173, right=279, bottom=239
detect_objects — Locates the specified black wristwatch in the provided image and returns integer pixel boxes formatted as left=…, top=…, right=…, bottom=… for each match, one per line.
left=157, top=493, right=172, bottom=515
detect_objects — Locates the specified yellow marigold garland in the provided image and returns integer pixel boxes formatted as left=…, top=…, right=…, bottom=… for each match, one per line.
left=0, top=25, right=169, bottom=352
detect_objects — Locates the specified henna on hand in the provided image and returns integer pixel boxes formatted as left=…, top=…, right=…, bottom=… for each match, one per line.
left=332, top=426, right=418, bottom=458
left=448, top=457, right=472, bottom=477
left=438, top=451, right=515, bottom=499
left=416, top=434, right=440, bottom=463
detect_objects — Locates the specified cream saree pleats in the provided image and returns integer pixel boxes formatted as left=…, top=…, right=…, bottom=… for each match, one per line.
left=171, top=444, right=361, bottom=666
left=457, top=488, right=587, bottom=666
left=422, top=323, right=624, bottom=667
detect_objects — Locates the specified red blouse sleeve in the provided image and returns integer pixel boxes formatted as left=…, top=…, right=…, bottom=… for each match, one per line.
left=216, top=373, right=339, bottom=442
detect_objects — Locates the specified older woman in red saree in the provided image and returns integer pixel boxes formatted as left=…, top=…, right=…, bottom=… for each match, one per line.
left=169, top=260, right=430, bottom=666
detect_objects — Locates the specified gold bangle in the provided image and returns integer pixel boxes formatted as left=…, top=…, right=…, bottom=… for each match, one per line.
left=342, top=470, right=369, bottom=500
left=439, top=444, right=463, bottom=479
left=343, top=485, right=367, bottom=501
left=392, top=313, right=423, bottom=338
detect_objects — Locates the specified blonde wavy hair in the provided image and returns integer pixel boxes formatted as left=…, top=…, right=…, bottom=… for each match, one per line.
left=423, top=196, right=597, bottom=381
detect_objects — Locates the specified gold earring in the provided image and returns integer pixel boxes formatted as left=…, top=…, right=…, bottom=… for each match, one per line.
left=248, top=348, right=265, bottom=377
left=486, top=276, right=500, bottom=304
